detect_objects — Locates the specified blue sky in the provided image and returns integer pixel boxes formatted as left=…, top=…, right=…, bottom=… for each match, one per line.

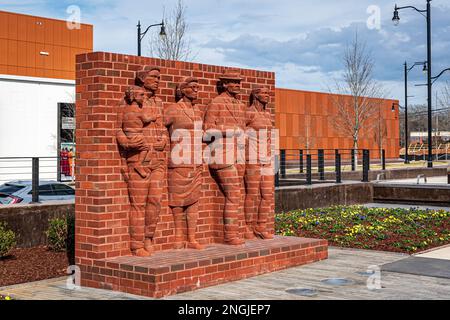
left=1, top=0, right=450, bottom=106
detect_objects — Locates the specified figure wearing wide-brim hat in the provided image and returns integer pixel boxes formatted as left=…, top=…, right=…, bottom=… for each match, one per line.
left=204, top=67, right=247, bottom=246
left=218, top=68, right=243, bottom=81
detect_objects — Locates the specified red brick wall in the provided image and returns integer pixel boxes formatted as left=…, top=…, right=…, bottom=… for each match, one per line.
left=75, top=52, right=276, bottom=266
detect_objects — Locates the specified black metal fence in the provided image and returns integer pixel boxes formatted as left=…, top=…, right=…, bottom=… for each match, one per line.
left=275, top=148, right=386, bottom=187
left=0, top=156, right=75, bottom=203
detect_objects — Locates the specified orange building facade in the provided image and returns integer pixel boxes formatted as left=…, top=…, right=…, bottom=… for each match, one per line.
left=275, top=88, right=400, bottom=159
left=0, top=10, right=93, bottom=80
left=0, top=11, right=93, bottom=183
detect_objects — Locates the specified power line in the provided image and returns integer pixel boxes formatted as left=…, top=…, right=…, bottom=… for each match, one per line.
left=399, top=106, right=450, bottom=117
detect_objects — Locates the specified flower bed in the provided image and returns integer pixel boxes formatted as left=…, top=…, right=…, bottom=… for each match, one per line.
left=276, top=205, right=450, bottom=253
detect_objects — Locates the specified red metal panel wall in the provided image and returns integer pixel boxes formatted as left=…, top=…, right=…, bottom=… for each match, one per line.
left=275, top=88, right=400, bottom=159
left=0, top=10, right=93, bottom=80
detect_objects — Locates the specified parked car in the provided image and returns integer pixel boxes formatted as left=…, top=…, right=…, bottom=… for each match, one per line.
left=0, top=180, right=75, bottom=204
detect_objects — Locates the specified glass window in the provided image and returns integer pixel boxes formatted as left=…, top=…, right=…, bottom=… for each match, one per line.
left=0, top=184, right=25, bottom=195
left=27, top=184, right=54, bottom=196
left=52, top=184, right=75, bottom=195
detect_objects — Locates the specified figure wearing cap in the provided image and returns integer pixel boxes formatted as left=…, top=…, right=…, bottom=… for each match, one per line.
left=164, top=77, right=204, bottom=250
left=244, top=85, right=274, bottom=240
left=203, top=69, right=247, bottom=245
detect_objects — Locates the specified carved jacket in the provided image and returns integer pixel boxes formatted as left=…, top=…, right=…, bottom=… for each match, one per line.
left=116, top=95, right=168, bottom=168
left=246, top=104, right=273, bottom=165
left=203, top=92, right=246, bottom=170
left=164, top=101, right=203, bottom=168
left=142, top=95, right=169, bottom=167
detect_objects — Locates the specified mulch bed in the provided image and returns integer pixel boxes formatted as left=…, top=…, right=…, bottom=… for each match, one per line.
left=0, top=247, right=69, bottom=287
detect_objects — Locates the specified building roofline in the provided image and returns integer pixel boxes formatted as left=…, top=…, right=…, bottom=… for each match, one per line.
left=276, top=87, right=398, bottom=102
left=0, top=74, right=75, bottom=85
left=0, top=9, right=93, bottom=28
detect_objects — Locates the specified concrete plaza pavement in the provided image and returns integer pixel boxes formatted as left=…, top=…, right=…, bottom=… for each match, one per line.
left=2, top=247, right=450, bottom=300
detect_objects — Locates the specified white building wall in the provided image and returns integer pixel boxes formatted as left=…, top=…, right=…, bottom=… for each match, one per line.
left=0, top=74, right=75, bottom=183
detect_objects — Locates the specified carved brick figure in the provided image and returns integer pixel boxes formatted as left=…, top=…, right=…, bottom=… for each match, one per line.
left=119, top=85, right=156, bottom=178
left=244, top=86, right=274, bottom=240
left=116, top=66, right=168, bottom=257
left=204, top=69, right=247, bottom=245
left=164, top=77, right=204, bottom=250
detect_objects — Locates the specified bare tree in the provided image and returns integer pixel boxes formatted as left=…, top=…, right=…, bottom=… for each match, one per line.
left=329, top=33, right=387, bottom=163
left=298, top=115, right=316, bottom=152
left=374, top=104, right=388, bottom=160
left=148, top=0, right=194, bottom=61
left=438, top=81, right=450, bottom=108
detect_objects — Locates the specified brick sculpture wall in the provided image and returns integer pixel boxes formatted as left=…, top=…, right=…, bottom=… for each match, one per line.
left=75, top=52, right=276, bottom=267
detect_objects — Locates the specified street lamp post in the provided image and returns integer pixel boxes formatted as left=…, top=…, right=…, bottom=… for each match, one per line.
left=431, top=68, right=450, bottom=83
left=403, top=61, right=427, bottom=164
left=392, top=102, right=407, bottom=162
left=137, top=20, right=166, bottom=57
left=393, top=0, right=433, bottom=168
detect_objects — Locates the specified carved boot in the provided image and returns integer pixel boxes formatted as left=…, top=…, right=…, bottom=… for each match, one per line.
left=254, top=223, right=273, bottom=240
left=244, top=224, right=256, bottom=240
left=224, top=225, right=245, bottom=245
left=143, top=238, right=154, bottom=255
left=131, top=238, right=150, bottom=257
left=187, top=241, right=204, bottom=250
left=133, top=248, right=150, bottom=257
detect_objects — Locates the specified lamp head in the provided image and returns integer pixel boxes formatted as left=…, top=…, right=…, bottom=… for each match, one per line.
left=422, top=62, right=428, bottom=74
left=392, top=6, right=400, bottom=26
left=159, top=21, right=166, bottom=38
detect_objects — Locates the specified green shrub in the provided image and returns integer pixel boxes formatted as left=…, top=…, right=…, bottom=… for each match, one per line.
left=0, top=222, right=16, bottom=258
left=46, top=215, right=75, bottom=253
left=46, top=217, right=68, bottom=252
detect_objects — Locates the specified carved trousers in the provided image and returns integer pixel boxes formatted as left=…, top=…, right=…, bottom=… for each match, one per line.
left=212, top=165, right=242, bottom=242
left=126, top=163, right=165, bottom=251
left=244, top=164, right=273, bottom=227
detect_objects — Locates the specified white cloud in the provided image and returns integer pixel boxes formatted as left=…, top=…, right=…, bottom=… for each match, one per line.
left=1, top=0, right=449, bottom=105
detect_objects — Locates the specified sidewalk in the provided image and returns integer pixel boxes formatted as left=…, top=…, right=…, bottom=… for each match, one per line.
left=374, top=176, right=449, bottom=185
left=364, top=203, right=450, bottom=212
left=416, top=245, right=450, bottom=261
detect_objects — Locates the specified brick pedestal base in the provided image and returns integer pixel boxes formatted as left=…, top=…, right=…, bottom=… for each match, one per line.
left=79, top=236, right=328, bottom=298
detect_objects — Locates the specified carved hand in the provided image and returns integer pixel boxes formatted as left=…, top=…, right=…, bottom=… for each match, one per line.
left=120, top=166, right=130, bottom=182
left=153, top=137, right=167, bottom=151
